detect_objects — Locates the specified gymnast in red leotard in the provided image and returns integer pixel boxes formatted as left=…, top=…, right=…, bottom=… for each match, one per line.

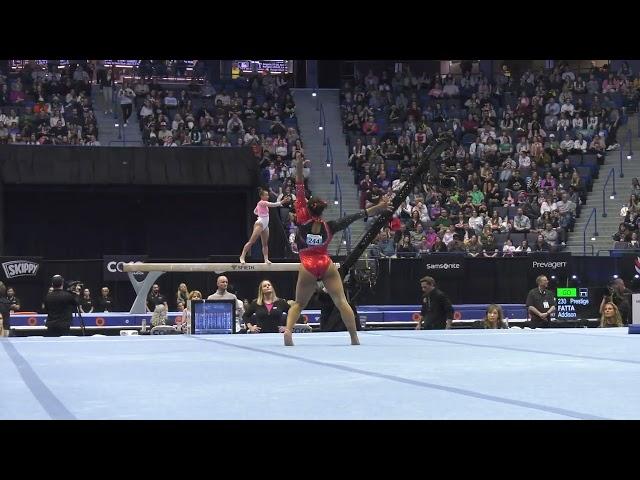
left=283, top=155, right=391, bottom=346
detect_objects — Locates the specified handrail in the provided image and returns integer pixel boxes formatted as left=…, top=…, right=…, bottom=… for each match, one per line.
left=580, top=244, right=594, bottom=255
left=314, top=90, right=320, bottom=111
left=601, top=167, right=616, bottom=217
left=319, top=103, right=327, bottom=146
left=334, top=174, right=343, bottom=216
left=327, top=138, right=335, bottom=184
left=618, top=129, right=632, bottom=178
left=583, top=207, right=599, bottom=255
left=334, top=175, right=350, bottom=255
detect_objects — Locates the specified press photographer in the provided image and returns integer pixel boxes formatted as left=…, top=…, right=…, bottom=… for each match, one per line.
left=600, top=278, right=632, bottom=325
left=44, top=275, right=81, bottom=336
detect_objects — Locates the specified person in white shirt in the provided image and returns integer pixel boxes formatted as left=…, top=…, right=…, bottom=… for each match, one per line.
left=573, top=133, right=588, bottom=153
left=139, top=99, right=154, bottom=119
left=468, top=211, right=484, bottom=235
left=502, top=239, right=516, bottom=256
left=118, top=83, right=135, bottom=126
left=171, top=113, right=183, bottom=132
left=517, top=151, right=531, bottom=172
left=572, top=115, right=584, bottom=130
left=442, top=80, right=459, bottom=97
left=214, top=90, right=231, bottom=106
left=560, top=134, right=574, bottom=152
left=515, top=240, right=532, bottom=253
left=560, top=100, right=574, bottom=116
left=49, top=111, right=66, bottom=128
left=413, top=201, right=431, bottom=224
left=545, top=97, right=560, bottom=116
left=469, top=137, right=485, bottom=162
left=163, top=90, right=178, bottom=108
left=442, top=225, right=456, bottom=245
left=244, top=127, right=259, bottom=145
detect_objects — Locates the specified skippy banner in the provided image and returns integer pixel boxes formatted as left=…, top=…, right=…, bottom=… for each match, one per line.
left=0, top=257, right=43, bottom=282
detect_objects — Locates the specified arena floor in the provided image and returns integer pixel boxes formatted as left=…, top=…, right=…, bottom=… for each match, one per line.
left=1, top=328, right=638, bottom=420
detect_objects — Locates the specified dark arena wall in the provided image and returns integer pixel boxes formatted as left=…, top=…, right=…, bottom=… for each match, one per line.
left=4, top=186, right=247, bottom=259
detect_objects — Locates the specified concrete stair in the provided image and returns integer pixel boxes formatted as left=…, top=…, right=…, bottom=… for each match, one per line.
left=566, top=114, right=640, bottom=255
left=91, top=85, right=143, bottom=146
left=292, top=89, right=363, bottom=255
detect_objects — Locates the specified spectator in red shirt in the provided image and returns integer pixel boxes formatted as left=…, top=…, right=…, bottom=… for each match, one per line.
left=362, top=116, right=379, bottom=136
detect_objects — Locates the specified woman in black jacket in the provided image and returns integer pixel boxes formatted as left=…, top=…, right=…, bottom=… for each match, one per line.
left=243, top=280, right=292, bottom=333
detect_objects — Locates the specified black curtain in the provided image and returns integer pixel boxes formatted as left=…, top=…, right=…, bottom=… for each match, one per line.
left=318, top=60, right=341, bottom=88
left=4, top=186, right=247, bottom=259
left=0, top=145, right=259, bottom=186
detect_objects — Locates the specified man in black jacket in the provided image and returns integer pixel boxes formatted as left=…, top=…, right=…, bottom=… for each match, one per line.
left=44, top=275, right=80, bottom=337
left=0, top=282, right=12, bottom=337
left=416, top=276, right=454, bottom=330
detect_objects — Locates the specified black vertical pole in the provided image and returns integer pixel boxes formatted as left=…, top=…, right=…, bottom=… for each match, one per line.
left=338, top=135, right=451, bottom=278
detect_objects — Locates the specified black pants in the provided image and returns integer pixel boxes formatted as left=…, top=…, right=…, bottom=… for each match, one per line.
left=45, top=326, right=71, bottom=337
left=606, top=125, right=619, bottom=147
left=422, top=321, right=447, bottom=330
left=121, top=103, right=132, bottom=123
left=527, top=318, right=551, bottom=329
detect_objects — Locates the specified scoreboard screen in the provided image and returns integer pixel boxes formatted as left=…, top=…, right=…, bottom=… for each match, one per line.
left=234, top=60, right=292, bottom=74
left=190, top=300, right=236, bottom=334
left=555, top=287, right=599, bottom=320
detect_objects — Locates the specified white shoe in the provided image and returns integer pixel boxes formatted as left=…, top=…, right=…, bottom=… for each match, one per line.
left=123, top=123, right=128, bottom=127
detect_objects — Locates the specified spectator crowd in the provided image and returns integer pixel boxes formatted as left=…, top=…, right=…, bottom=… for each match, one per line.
left=340, top=61, right=639, bottom=257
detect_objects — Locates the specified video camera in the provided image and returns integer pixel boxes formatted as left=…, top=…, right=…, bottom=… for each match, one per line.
left=66, top=280, right=84, bottom=294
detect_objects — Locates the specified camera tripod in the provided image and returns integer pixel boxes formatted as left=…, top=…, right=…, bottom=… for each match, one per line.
left=73, top=303, right=86, bottom=336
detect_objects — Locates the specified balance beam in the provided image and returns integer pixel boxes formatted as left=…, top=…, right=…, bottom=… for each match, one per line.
left=123, top=263, right=305, bottom=273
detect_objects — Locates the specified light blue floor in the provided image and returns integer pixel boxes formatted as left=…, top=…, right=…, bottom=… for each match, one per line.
left=1, top=328, right=639, bottom=420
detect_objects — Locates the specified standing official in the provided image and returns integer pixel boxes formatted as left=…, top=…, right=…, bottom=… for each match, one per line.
left=525, top=275, right=556, bottom=328
left=416, top=276, right=454, bottom=330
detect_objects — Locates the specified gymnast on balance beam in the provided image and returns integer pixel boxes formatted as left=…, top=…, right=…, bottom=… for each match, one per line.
left=240, top=187, right=291, bottom=264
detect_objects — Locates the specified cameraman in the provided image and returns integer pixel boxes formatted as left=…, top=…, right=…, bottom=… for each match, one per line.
left=600, top=278, right=632, bottom=325
left=0, top=282, right=12, bottom=337
left=44, top=275, right=80, bottom=337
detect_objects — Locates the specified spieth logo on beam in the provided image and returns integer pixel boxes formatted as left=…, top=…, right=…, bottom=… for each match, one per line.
left=230, top=264, right=257, bottom=271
